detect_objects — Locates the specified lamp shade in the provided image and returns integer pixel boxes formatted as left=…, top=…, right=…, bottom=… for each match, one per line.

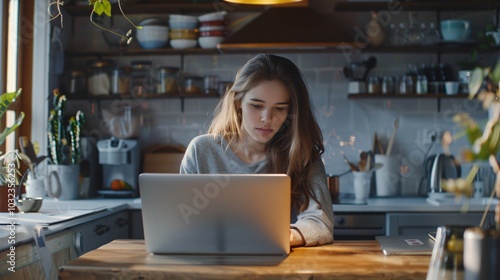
left=224, top=0, right=303, bottom=5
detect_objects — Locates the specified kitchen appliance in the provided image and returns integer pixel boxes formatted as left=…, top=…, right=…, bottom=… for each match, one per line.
left=343, top=57, right=377, bottom=94
left=97, top=137, right=140, bottom=197
left=425, top=153, right=461, bottom=196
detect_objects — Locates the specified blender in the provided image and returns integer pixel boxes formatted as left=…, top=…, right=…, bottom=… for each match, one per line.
left=343, top=57, right=377, bottom=94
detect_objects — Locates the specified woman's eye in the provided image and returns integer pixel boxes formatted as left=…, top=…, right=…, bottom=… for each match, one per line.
left=275, top=107, right=287, bottom=112
left=250, top=104, right=263, bottom=109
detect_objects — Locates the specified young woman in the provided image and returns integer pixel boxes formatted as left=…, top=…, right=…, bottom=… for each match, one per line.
left=180, top=53, right=334, bottom=247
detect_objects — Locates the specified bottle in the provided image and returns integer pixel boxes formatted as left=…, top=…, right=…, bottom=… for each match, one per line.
left=366, top=11, right=385, bottom=47
left=131, top=60, right=154, bottom=96
left=367, top=76, right=381, bottom=94
left=110, top=66, right=131, bottom=95
left=416, top=75, right=428, bottom=94
left=157, top=67, right=179, bottom=95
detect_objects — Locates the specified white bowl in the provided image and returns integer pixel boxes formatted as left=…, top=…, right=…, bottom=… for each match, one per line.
left=199, top=25, right=226, bottom=32
left=170, top=39, right=197, bottom=49
left=198, top=11, right=227, bottom=22
left=169, top=19, right=198, bottom=30
left=198, top=36, right=224, bottom=49
left=136, top=25, right=169, bottom=49
left=169, top=14, right=198, bottom=21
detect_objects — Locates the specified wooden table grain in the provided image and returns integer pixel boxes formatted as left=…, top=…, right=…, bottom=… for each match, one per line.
left=59, top=239, right=430, bottom=279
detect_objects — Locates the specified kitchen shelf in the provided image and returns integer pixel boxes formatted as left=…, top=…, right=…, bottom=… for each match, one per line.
left=63, top=2, right=265, bottom=16
left=66, top=43, right=498, bottom=58
left=348, top=93, right=469, bottom=112
left=67, top=92, right=220, bottom=112
left=334, top=1, right=500, bottom=12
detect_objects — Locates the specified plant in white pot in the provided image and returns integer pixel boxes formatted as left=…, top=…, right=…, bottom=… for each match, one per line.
left=444, top=60, right=500, bottom=280
left=46, top=89, right=84, bottom=200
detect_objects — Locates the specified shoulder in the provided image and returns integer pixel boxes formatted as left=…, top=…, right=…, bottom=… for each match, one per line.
left=187, top=134, right=221, bottom=148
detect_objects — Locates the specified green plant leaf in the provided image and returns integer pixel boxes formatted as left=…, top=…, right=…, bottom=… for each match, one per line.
left=102, top=0, right=112, bottom=17
left=0, top=111, right=25, bottom=146
left=94, top=1, right=104, bottom=15
left=492, top=60, right=500, bottom=85
left=0, top=88, right=22, bottom=120
left=469, top=67, right=484, bottom=98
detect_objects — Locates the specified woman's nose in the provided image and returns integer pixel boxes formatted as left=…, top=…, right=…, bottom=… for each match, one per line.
left=261, top=109, right=272, bottom=123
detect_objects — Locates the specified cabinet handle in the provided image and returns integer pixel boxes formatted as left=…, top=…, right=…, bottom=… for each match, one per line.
left=95, top=224, right=110, bottom=236
left=74, top=231, right=84, bottom=257
left=116, top=217, right=129, bottom=227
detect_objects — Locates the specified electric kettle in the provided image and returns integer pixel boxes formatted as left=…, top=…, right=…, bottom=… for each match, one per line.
left=424, top=153, right=461, bottom=195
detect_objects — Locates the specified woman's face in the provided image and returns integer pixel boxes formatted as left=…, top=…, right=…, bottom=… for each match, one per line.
left=239, top=80, right=290, bottom=145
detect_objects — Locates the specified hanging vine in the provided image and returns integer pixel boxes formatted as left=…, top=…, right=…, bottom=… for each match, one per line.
left=48, top=0, right=141, bottom=45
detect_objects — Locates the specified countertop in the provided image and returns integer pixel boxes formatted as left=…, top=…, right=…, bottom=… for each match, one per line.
left=1, top=196, right=496, bottom=252
left=59, top=239, right=430, bottom=279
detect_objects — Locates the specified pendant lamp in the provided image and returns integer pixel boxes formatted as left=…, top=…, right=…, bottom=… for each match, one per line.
left=224, top=0, right=303, bottom=5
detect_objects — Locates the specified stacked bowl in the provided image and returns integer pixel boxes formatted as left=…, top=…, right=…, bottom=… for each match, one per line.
left=169, top=14, right=198, bottom=49
left=198, top=11, right=227, bottom=49
left=136, top=18, right=169, bottom=49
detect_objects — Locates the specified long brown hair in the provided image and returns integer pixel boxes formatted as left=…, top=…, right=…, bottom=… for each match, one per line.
left=208, top=54, right=325, bottom=212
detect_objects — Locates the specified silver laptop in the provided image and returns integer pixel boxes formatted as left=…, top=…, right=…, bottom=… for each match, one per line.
left=139, top=173, right=291, bottom=256
left=376, top=235, right=434, bottom=256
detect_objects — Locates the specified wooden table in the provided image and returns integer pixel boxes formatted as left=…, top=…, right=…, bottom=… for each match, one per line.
left=59, top=240, right=430, bottom=279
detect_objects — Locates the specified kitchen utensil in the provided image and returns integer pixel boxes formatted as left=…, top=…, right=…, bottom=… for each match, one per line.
left=344, top=57, right=377, bottom=94
left=386, top=118, right=399, bottom=156
left=343, top=155, right=359, bottom=171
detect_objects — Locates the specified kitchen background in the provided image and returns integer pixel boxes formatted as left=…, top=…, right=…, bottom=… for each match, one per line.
left=51, top=2, right=499, bottom=197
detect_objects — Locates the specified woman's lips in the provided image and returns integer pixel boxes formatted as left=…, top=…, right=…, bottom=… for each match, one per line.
left=256, top=128, right=273, bottom=135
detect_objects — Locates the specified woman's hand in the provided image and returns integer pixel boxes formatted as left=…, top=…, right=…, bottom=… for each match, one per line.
left=290, top=228, right=305, bottom=247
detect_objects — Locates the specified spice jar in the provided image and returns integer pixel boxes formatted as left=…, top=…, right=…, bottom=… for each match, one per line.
left=131, top=60, right=155, bottom=96
left=157, top=67, right=179, bottom=95
left=110, top=66, right=131, bottom=95
left=87, top=59, right=114, bottom=95
left=64, top=70, right=86, bottom=95
left=183, top=76, right=203, bottom=94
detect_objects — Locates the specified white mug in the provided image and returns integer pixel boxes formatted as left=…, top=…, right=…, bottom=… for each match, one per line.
left=47, top=164, right=79, bottom=200
left=25, top=176, right=46, bottom=198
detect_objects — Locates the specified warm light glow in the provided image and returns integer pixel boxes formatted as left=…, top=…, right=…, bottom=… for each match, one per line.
left=224, top=0, right=302, bottom=5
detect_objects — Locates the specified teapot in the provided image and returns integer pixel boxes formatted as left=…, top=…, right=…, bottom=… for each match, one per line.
left=424, top=153, right=461, bottom=195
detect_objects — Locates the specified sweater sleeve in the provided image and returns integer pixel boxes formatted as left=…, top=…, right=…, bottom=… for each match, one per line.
left=291, top=159, right=334, bottom=246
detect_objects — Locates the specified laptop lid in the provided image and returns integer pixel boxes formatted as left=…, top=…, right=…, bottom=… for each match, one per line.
left=139, top=173, right=291, bottom=256
left=375, top=235, right=434, bottom=256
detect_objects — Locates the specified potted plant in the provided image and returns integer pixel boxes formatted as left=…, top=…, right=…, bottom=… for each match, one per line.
left=46, top=89, right=84, bottom=200
left=0, top=88, right=26, bottom=212
left=446, top=60, right=500, bottom=279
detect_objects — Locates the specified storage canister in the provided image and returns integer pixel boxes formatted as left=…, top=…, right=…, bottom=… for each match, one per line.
left=157, top=67, right=179, bottom=95
left=87, top=59, right=114, bottom=95
left=110, top=66, right=131, bottom=95
left=183, top=76, right=203, bottom=94
left=131, top=60, right=155, bottom=96
left=64, top=70, right=86, bottom=95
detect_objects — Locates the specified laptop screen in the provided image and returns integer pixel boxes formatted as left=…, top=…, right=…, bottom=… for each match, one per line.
left=139, top=173, right=291, bottom=256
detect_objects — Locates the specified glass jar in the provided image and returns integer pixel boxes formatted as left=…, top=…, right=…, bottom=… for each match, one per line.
left=203, top=75, right=219, bottom=95
left=131, top=60, right=154, bottom=96
left=64, top=70, right=86, bottom=96
left=110, top=66, right=131, bottom=95
left=367, top=76, right=380, bottom=94
left=87, top=59, right=114, bottom=95
left=183, top=76, right=203, bottom=94
left=157, top=67, right=179, bottom=95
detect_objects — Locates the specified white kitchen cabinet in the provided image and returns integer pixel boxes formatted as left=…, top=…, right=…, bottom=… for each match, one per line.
left=0, top=210, right=129, bottom=280
left=385, top=212, right=495, bottom=236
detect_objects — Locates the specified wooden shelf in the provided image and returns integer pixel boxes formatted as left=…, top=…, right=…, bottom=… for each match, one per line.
left=334, top=1, right=500, bottom=12
left=347, top=93, right=467, bottom=99
left=65, top=47, right=221, bottom=57
left=67, top=92, right=220, bottom=101
left=63, top=2, right=265, bottom=16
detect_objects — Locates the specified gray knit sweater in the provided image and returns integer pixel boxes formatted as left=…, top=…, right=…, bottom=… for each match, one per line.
left=180, top=134, right=334, bottom=246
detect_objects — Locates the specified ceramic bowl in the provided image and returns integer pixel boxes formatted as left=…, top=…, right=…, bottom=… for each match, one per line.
left=198, top=11, right=227, bottom=22
left=440, top=19, right=471, bottom=41
left=169, top=19, right=198, bottom=30
left=136, top=25, right=169, bottom=49
left=198, top=36, right=224, bottom=49
left=169, top=29, right=198, bottom=40
left=170, top=39, right=197, bottom=49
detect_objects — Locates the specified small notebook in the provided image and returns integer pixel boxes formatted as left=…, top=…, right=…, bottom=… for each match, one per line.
left=375, top=235, right=434, bottom=256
